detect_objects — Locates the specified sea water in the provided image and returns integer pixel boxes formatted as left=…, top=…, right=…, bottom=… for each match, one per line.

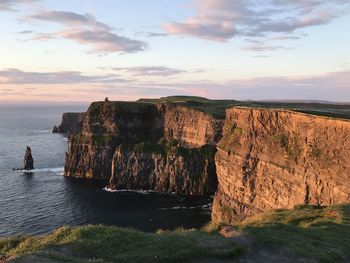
left=0, top=104, right=211, bottom=237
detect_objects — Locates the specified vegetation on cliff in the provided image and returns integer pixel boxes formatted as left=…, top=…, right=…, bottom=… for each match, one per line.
left=241, top=204, right=350, bottom=262
left=139, top=96, right=350, bottom=120
left=2, top=204, right=349, bottom=262
left=1, top=226, right=240, bottom=263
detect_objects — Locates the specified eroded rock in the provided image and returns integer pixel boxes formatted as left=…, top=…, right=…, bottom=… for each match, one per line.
left=212, top=107, right=350, bottom=224
left=24, top=146, right=34, bottom=170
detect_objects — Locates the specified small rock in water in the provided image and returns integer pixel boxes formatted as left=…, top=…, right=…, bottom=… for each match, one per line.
left=24, top=146, right=34, bottom=170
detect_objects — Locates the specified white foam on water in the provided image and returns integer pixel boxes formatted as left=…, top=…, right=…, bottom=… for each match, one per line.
left=159, top=203, right=212, bottom=211
left=102, top=187, right=155, bottom=194
left=15, top=167, right=64, bottom=175
left=33, top=130, right=52, bottom=134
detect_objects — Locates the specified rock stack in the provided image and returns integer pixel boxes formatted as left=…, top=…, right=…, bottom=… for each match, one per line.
left=24, top=146, right=34, bottom=170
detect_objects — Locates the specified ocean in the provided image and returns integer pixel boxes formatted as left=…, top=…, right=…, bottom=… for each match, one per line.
left=0, top=104, right=211, bottom=237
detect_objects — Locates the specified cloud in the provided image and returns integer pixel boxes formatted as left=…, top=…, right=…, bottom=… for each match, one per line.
left=164, top=0, right=349, bottom=44
left=0, top=0, right=39, bottom=12
left=18, top=30, right=34, bottom=34
left=25, top=10, right=147, bottom=53
left=2, top=70, right=349, bottom=102
left=27, top=10, right=112, bottom=31
left=111, top=66, right=187, bottom=77
left=0, top=69, right=131, bottom=84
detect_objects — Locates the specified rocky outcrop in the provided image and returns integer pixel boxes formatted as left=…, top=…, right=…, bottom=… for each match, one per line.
left=53, top=113, right=84, bottom=135
left=24, top=146, right=34, bottom=170
left=212, top=107, right=350, bottom=223
left=108, top=143, right=217, bottom=194
left=65, top=102, right=163, bottom=180
left=63, top=98, right=350, bottom=213
left=64, top=101, right=221, bottom=194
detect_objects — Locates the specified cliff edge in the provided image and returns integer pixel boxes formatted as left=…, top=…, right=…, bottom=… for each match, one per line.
left=61, top=97, right=350, bottom=218
left=212, top=107, right=350, bottom=223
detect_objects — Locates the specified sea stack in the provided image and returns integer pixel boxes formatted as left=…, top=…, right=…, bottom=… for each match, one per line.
left=24, top=146, right=34, bottom=170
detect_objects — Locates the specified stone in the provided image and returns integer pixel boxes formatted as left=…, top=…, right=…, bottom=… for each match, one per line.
left=212, top=107, right=350, bottom=224
left=64, top=101, right=222, bottom=194
left=24, top=146, right=34, bottom=170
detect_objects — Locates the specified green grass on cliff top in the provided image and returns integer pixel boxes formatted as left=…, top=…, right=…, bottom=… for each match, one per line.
left=88, top=96, right=350, bottom=120
left=1, top=226, right=241, bottom=263
left=142, top=96, right=350, bottom=120
left=239, top=204, right=350, bottom=262
left=2, top=204, right=350, bottom=262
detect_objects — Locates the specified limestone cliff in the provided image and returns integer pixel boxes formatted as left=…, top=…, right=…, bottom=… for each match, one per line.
left=212, top=107, right=350, bottom=223
left=108, top=143, right=217, bottom=195
left=159, top=103, right=222, bottom=148
left=53, top=112, right=84, bottom=135
left=63, top=98, right=350, bottom=213
left=65, top=102, right=163, bottom=179
left=64, top=101, right=221, bottom=194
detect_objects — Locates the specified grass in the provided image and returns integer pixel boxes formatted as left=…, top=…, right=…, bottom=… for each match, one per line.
left=1, top=226, right=241, bottom=263
left=2, top=204, right=350, bottom=262
left=239, top=204, right=350, bottom=262
left=138, top=96, right=350, bottom=120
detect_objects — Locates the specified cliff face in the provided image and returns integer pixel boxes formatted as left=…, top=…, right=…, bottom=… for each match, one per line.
left=160, top=104, right=223, bottom=148
left=212, top=108, right=350, bottom=223
left=65, top=102, right=163, bottom=179
left=53, top=113, right=84, bottom=135
left=108, top=143, right=217, bottom=195
left=64, top=101, right=221, bottom=194
left=64, top=98, right=350, bottom=211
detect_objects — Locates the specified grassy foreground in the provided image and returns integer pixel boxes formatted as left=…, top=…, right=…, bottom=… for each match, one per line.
left=1, top=204, right=349, bottom=262
left=0, top=226, right=241, bottom=263
left=239, top=204, right=350, bottom=262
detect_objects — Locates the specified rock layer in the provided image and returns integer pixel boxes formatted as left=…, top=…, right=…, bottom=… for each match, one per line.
left=108, top=143, right=217, bottom=195
left=160, top=104, right=223, bottom=148
left=64, top=101, right=221, bottom=194
left=65, top=102, right=163, bottom=179
left=212, top=107, right=350, bottom=223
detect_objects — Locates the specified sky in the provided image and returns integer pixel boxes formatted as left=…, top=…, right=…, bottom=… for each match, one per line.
left=0, top=0, right=349, bottom=103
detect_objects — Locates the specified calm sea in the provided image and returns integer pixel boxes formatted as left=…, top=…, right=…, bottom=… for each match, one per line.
left=0, top=104, right=211, bottom=237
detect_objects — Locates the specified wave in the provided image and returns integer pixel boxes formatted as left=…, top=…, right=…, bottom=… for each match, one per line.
left=31, top=129, right=52, bottom=134
left=159, top=203, right=212, bottom=211
left=102, top=187, right=155, bottom=195
left=35, top=167, right=64, bottom=174
left=14, top=167, right=64, bottom=175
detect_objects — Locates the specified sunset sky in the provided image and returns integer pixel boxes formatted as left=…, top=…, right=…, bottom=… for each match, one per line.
left=0, top=0, right=349, bottom=103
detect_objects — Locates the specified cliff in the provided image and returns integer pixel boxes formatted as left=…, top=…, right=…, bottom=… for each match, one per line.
left=65, top=102, right=163, bottom=179
left=53, top=112, right=84, bottom=135
left=64, top=100, right=221, bottom=194
left=212, top=107, right=350, bottom=223
left=62, top=97, right=350, bottom=215
left=108, top=143, right=217, bottom=195
left=160, top=103, right=222, bottom=148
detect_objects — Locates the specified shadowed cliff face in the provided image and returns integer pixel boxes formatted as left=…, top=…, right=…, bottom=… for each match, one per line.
left=108, top=143, right=217, bottom=195
left=65, top=102, right=163, bottom=179
left=212, top=108, right=350, bottom=223
left=64, top=98, right=350, bottom=213
left=53, top=113, right=84, bottom=135
left=64, top=101, right=221, bottom=194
